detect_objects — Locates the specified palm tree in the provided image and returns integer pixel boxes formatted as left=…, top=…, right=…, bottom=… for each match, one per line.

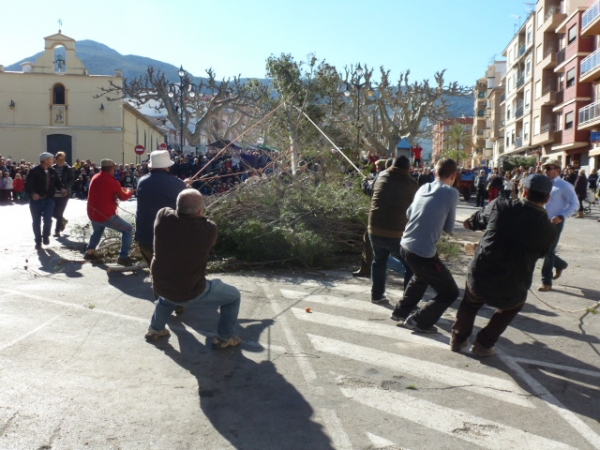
left=441, top=124, right=472, bottom=166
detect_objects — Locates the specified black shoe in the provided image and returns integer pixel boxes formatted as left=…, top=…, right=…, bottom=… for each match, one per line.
left=117, top=256, right=136, bottom=266
left=450, top=338, right=469, bottom=352
left=403, top=314, right=438, bottom=334
left=84, top=250, right=101, bottom=262
left=53, top=231, right=61, bottom=238
left=42, top=236, right=50, bottom=245
left=390, top=312, right=408, bottom=322
left=352, top=269, right=370, bottom=278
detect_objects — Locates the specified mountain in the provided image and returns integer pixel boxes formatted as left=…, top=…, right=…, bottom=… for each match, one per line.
left=5, top=39, right=474, bottom=118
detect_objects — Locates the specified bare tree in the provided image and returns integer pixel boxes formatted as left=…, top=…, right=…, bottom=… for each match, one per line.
left=96, top=66, right=260, bottom=147
left=342, top=66, right=471, bottom=156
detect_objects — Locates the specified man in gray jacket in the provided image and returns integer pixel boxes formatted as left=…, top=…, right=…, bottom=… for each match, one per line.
left=390, top=158, right=460, bottom=332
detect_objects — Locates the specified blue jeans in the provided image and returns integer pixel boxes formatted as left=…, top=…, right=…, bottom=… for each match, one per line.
left=541, top=221, right=566, bottom=286
left=87, top=215, right=133, bottom=258
left=369, top=234, right=413, bottom=300
left=29, top=198, right=55, bottom=244
left=149, top=279, right=241, bottom=339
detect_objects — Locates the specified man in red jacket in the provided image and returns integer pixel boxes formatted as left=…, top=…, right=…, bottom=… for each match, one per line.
left=85, top=159, right=135, bottom=265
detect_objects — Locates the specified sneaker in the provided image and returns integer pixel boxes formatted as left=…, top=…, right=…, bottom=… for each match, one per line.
left=471, top=341, right=496, bottom=357
left=60, top=218, right=68, bottom=232
left=117, top=256, right=136, bottom=266
left=212, top=335, right=242, bottom=350
left=84, top=250, right=101, bottom=262
left=537, top=284, right=552, bottom=292
left=390, top=307, right=419, bottom=322
left=145, top=328, right=170, bottom=341
left=450, top=338, right=469, bottom=352
left=42, top=236, right=50, bottom=245
left=403, top=314, right=438, bottom=334
left=371, top=295, right=388, bottom=304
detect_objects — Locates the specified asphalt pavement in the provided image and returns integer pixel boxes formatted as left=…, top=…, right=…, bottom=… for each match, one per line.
left=0, top=196, right=599, bottom=450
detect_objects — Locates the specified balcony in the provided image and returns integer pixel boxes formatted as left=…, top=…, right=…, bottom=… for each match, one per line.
left=540, top=85, right=556, bottom=106
left=515, top=106, right=524, bottom=119
left=579, top=100, right=600, bottom=129
left=532, top=123, right=556, bottom=146
left=540, top=5, right=567, bottom=33
left=555, top=90, right=564, bottom=105
left=554, top=130, right=562, bottom=145
left=518, top=43, right=526, bottom=59
left=580, top=48, right=600, bottom=83
left=540, top=47, right=557, bottom=70
left=582, top=0, right=600, bottom=36
left=556, top=48, right=566, bottom=67
left=499, top=145, right=505, bottom=154
left=516, top=75, right=525, bottom=90
left=500, top=93, right=506, bottom=103
left=515, top=137, right=523, bottom=148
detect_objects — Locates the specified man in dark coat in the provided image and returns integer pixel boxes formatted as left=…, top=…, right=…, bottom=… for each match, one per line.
left=451, top=174, right=557, bottom=356
left=474, top=169, right=488, bottom=207
left=368, top=156, right=418, bottom=303
left=25, top=153, right=67, bottom=249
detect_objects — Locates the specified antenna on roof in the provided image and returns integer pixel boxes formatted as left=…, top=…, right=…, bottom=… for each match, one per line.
left=58, top=18, right=62, bottom=33
left=511, top=14, right=521, bottom=34
left=524, top=2, right=535, bottom=14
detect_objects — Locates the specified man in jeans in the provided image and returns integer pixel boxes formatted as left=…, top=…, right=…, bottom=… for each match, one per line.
left=390, top=158, right=460, bottom=333
left=368, top=156, right=418, bottom=304
left=84, top=159, right=135, bottom=265
left=145, top=189, right=241, bottom=349
left=25, top=152, right=67, bottom=249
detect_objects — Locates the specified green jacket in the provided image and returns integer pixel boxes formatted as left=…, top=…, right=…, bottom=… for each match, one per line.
left=368, top=167, right=418, bottom=239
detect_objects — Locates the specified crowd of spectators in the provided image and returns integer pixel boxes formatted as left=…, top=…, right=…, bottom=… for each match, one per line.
left=0, top=146, right=277, bottom=203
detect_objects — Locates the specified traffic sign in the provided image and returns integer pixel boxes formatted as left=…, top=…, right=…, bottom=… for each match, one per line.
left=159, top=142, right=167, bottom=150
left=134, top=144, right=145, bottom=155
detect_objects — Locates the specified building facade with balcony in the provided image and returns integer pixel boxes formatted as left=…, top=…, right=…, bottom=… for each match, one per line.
left=472, top=78, right=488, bottom=165
left=551, top=2, right=594, bottom=168
left=483, top=62, right=507, bottom=167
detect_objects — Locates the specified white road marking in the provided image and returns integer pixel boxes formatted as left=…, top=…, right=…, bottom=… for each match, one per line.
left=308, top=334, right=534, bottom=408
left=341, top=386, right=577, bottom=450
left=512, top=357, right=600, bottom=378
left=281, top=289, right=396, bottom=314
left=366, top=432, right=408, bottom=449
left=291, top=308, right=449, bottom=349
left=318, top=408, right=353, bottom=450
left=498, top=353, right=600, bottom=449
left=266, top=289, right=317, bottom=383
left=0, top=314, right=61, bottom=352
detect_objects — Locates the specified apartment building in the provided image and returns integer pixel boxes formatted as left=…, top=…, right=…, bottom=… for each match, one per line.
left=432, top=117, right=473, bottom=162
left=502, top=13, right=536, bottom=159
left=476, top=62, right=506, bottom=167
left=551, top=1, right=594, bottom=168
left=576, top=0, right=600, bottom=169
left=472, top=79, right=487, bottom=165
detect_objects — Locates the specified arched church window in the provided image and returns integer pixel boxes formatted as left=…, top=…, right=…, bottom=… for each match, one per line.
left=53, top=84, right=65, bottom=105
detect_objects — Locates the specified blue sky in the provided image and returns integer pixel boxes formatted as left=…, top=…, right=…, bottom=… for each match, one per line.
left=1, top=0, right=536, bottom=86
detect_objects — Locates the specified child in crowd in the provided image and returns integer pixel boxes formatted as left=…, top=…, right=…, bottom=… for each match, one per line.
left=12, top=173, right=25, bottom=201
left=2, top=171, right=13, bottom=201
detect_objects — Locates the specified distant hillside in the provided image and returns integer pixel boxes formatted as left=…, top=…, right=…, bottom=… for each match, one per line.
left=5, top=39, right=474, bottom=118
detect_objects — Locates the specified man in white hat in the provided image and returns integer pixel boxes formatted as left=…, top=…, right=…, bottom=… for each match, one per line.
left=135, top=150, right=187, bottom=266
left=24, top=152, right=67, bottom=249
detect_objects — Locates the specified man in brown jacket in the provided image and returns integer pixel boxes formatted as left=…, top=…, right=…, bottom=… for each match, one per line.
left=145, top=189, right=242, bottom=349
left=368, top=155, right=418, bottom=303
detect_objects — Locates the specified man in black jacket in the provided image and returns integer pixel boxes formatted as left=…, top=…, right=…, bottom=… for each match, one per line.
left=25, top=152, right=67, bottom=249
left=52, top=151, right=75, bottom=237
left=451, top=174, right=557, bottom=356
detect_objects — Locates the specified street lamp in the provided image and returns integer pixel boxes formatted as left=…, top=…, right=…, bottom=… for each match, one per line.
left=344, top=64, right=373, bottom=150
left=168, top=65, right=197, bottom=153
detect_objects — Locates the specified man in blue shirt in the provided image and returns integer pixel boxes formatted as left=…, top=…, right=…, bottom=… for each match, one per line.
left=135, top=150, right=187, bottom=266
left=390, top=158, right=460, bottom=333
left=538, top=159, right=579, bottom=291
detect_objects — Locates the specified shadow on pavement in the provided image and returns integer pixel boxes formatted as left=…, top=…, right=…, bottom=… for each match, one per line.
left=37, top=248, right=84, bottom=278
left=150, top=316, right=334, bottom=450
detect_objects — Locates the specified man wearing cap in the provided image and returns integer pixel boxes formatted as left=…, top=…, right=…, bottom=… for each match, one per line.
left=538, top=159, right=579, bottom=291
left=451, top=174, right=557, bottom=356
left=135, top=150, right=187, bottom=266
left=84, top=159, right=135, bottom=265
left=25, top=152, right=67, bottom=249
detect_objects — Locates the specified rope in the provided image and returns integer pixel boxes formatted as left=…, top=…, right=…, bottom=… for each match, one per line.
left=529, top=288, right=600, bottom=314
left=292, top=105, right=363, bottom=176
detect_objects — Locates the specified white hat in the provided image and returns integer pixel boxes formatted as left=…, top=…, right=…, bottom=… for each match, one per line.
left=148, top=150, right=174, bottom=169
